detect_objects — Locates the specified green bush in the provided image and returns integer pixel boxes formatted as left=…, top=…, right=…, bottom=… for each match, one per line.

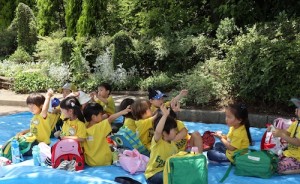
left=112, top=31, right=137, bottom=70
left=11, top=3, right=37, bottom=54
left=177, top=58, right=229, bottom=106
left=13, top=72, right=56, bottom=93
left=61, top=37, right=76, bottom=64
left=8, top=47, right=33, bottom=63
left=139, top=72, right=174, bottom=91
left=226, top=18, right=300, bottom=105
left=34, top=31, right=64, bottom=63
left=0, top=29, right=17, bottom=58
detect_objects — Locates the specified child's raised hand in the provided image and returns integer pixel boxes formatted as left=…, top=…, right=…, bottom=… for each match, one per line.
left=171, top=99, right=181, bottom=112
left=46, top=88, right=54, bottom=98
left=160, top=104, right=170, bottom=116
left=121, top=105, right=131, bottom=115
left=212, top=131, right=222, bottom=139
left=180, top=89, right=188, bottom=97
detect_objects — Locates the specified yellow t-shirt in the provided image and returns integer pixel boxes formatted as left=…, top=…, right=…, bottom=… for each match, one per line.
left=226, top=125, right=250, bottom=162
left=29, top=114, right=51, bottom=144
left=135, top=117, right=154, bottom=151
left=175, top=120, right=189, bottom=151
left=48, top=113, right=60, bottom=130
left=61, top=119, right=87, bottom=139
left=96, top=95, right=115, bottom=115
left=144, top=137, right=178, bottom=179
left=123, top=117, right=136, bottom=132
left=150, top=101, right=171, bottom=114
left=283, top=121, right=300, bottom=161
left=83, top=119, right=112, bottom=166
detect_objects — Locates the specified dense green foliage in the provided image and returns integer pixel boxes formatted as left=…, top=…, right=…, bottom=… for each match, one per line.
left=65, top=0, right=82, bottom=37
left=10, top=3, right=37, bottom=54
left=2, top=0, right=300, bottom=110
left=112, top=31, right=136, bottom=69
left=36, top=0, right=65, bottom=36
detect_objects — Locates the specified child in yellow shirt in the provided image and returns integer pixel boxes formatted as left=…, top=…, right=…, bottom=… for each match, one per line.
left=148, top=88, right=188, bottom=114
left=119, top=98, right=136, bottom=132
left=91, top=82, right=116, bottom=119
left=131, top=99, right=155, bottom=151
left=82, top=102, right=130, bottom=166
left=273, top=99, right=300, bottom=174
left=145, top=104, right=178, bottom=184
left=207, top=103, right=252, bottom=163
left=54, top=97, right=86, bottom=142
left=18, top=89, right=54, bottom=145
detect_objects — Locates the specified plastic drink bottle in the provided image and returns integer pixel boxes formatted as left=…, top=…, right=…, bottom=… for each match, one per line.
left=11, top=140, right=21, bottom=164
left=32, top=145, right=40, bottom=166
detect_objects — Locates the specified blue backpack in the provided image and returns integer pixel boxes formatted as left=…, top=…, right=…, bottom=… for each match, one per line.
left=111, top=127, right=149, bottom=156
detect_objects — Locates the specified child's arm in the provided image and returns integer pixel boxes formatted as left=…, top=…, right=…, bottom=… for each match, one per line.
left=273, top=129, right=300, bottom=146
left=108, top=106, right=131, bottom=123
left=173, top=128, right=188, bottom=142
left=41, top=89, right=54, bottom=119
left=214, top=131, right=236, bottom=151
left=17, top=129, right=30, bottom=136
left=154, top=104, right=170, bottom=142
left=171, top=89, right=188, bottom=104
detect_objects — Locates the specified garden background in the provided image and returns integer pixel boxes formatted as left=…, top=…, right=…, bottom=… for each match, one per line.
left=1, top=0, right=300, bottom=116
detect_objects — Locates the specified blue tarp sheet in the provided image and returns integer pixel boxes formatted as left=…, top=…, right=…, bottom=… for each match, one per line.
left=0, top=112, right=299, bottom=184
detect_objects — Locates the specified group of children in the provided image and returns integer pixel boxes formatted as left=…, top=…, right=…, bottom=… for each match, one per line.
left=11, top=82, right=300, bottom=183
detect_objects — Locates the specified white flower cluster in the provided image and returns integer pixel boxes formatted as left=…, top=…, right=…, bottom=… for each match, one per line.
left=93, top=48, right=138, bottom=86
left=48, top=63, right=70, bottom=82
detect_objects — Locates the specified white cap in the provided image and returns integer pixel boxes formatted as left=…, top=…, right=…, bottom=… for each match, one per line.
left=78, top=91, right=91, bottom=105
left=62, top=83, right=76, bottom=91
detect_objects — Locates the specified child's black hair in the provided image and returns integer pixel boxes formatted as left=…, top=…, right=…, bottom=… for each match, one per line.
left=119, top=98, right=135, bottom=121
left=99, top=82, right=112, bottom=95
left=153, top=114, right=177, bottom=134
left=83, top=102, right=104, bottom=122
left=60, top=96, right=85, bottom=123
left=227, top=103, right=253, bottom=145
left=26, top=93, right=45, bottom=107
left=131, top=99, right=151, bottom=120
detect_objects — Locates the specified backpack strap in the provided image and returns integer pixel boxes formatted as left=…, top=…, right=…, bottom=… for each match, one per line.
left=219, top=164, right=233, bottom=183
left=219, top=148, right=248, bottom=183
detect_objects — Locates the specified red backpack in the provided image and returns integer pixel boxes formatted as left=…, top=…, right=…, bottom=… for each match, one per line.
left=261, top=118, right=293, bottom=155
left=202, top=131, right=215, bottom=151
left=51, top=139, right=84, bottom=171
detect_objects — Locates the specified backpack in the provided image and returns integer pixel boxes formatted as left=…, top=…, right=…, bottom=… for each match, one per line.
left=111, top=127, right=150, bottom=156
left=261, top=118, right=293, bottom=155
left=220, top=149, right=278, bottom=182
left=119, top=149, right=149, bottom=174
left=234, top=149, right=278, bottom=178
left=202, top=131, right=215, bottom=151
left=2, top=133, right=36, bottom=160
left=163, top=151, right=208, bottom=184
left=51, top=139, right=84, bottom=171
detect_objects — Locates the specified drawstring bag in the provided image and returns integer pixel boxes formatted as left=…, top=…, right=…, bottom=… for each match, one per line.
left=119, top=149, right=149, bottom=174
left=202, top=131, right=215, bottom=151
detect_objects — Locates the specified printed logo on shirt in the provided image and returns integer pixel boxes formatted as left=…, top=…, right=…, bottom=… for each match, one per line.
left=86, top=136, right=93, bottom=141
left=155, top=155, right=165, bottom=168
left=69, top=127, right=76, bottom=135
left=31, top=119, right=39, bottom=125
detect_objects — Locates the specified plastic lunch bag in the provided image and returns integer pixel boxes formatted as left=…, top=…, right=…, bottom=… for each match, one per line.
left=119, top=149, right=149, bottom=174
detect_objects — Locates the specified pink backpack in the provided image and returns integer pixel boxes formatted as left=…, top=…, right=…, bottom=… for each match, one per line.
left=119, top=149, right=149, bottom=174
left=51, top=139, right=84, bottom=171
left=261, top=118, right=293, bottom=155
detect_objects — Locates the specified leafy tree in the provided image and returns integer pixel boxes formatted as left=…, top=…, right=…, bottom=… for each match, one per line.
left=65, top=0, right=82, bottom=37
left=0, top=0, right=36, bottom=30
left=36, top=0, right=65, bottom=36
left=10, top=3, right=37, bottom=54
left=77, top=0, right=108, bottom=37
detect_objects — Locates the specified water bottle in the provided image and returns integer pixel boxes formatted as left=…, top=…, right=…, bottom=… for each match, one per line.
left=11, top=139, right=21, bottom=164
left=32, top=145, right=40, bottom=166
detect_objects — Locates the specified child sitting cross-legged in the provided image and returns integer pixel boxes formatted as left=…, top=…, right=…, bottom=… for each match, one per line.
left=131, top=99, right=155, bottom=152
left=145, top=104, right=178, bottom=184
left=83, top=102, right=130, bottom=166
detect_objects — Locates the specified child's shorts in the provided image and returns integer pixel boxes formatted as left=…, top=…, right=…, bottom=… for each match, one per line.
left=277, top=156, right=300, bottom=173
